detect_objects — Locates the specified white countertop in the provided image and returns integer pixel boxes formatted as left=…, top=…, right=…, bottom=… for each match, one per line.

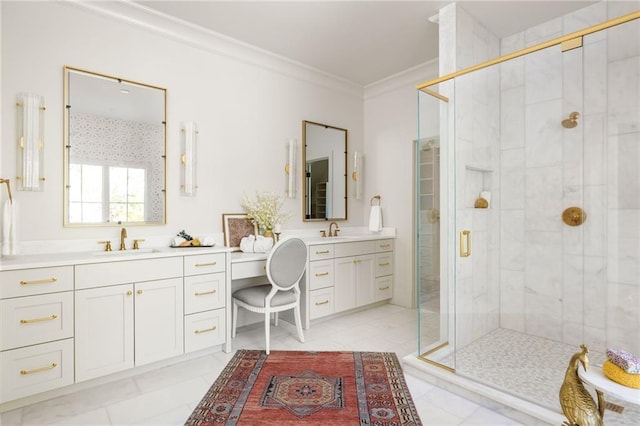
left=0, top=233, right=395, bottom=271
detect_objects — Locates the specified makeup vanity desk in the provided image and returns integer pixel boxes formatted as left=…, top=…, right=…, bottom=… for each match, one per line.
left=229, top=234, right=395, bottom=331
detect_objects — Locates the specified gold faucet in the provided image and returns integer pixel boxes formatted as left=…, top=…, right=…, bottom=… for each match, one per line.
left=328, top=221, right=340, bottom=237
left=119, top=227, right=127, bottom=251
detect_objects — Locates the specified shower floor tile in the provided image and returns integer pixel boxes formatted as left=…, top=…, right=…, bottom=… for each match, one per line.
left=452, top=328, right=639, bottom=426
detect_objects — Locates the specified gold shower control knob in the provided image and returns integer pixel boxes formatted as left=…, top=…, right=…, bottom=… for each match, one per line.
left=562, top=207, right=587, bottom=226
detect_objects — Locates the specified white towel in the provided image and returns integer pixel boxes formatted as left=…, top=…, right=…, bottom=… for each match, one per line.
left=240, top=235, right=274, bottom=253
left=2, top=200, right=17, bottom=255
left=368, top=205, right=382, bottom=232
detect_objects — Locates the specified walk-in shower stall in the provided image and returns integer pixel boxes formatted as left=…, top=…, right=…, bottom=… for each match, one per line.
left=415, top=4, right=639, bottom=425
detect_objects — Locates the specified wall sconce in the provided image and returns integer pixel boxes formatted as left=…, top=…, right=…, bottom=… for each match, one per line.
left=352, top=151, right=363, bottom=200
left=180, top=122, right=198, bottom=196
left=285, top=138, right=296, bottom=198
left=16, top=93, right=45, bottom=191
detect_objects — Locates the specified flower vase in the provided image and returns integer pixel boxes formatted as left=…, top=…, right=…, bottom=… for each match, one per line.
left=263, top=229, right=274, bottom=239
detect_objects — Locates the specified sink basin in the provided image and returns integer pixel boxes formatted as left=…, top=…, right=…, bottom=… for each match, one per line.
left=93, top=248, right=160, bottom=256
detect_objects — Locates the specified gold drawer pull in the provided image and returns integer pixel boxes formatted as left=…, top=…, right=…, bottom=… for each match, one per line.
left=20, top=277, right=57, bottom=286
left=315, top=250, right=330, bottom=255
left=20, top=314, right=57, bottom=324
left=353, top=259, right=361, bottom=264
left=20, top=362, right=58, bottom=375
left=315, top=300, right=329, bottom=306
left=379, top=244, right=391, bottom=248
left=195, top=262, right=217, bottom=267
left=194, top=326, right=217, bottom=334
left=378, top=262, right=390, bottom=267
left=195, top=289, right=217, bottom=296
left=379, top=286, right=390, bottom=291
left=315, top=272, right=329, bottom=277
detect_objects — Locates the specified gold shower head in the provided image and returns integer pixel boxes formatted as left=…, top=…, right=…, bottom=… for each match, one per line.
left=562, top=112, right=580, bottom=128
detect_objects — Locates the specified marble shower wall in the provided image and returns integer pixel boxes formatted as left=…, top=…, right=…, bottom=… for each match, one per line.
left=438, top=4, right=501, bottom=349
left=498, top=1, right=640, bottom=355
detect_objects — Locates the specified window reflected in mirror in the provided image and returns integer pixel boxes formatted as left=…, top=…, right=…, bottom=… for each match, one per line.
left=63, top=66, right=166, bottom=226
left=302, top=121, right=347, bottom=221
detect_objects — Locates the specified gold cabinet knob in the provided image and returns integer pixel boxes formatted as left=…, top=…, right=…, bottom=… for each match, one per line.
left=126, top=290, right=133, bottom=296
left=137, top=289, right=143, bottom=295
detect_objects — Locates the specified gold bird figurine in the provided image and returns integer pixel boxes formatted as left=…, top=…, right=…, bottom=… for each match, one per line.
left=559, top=344, right=605, bottom=426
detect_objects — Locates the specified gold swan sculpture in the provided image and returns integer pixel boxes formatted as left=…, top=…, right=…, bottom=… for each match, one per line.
left=559, top=344, right=605, bottom=426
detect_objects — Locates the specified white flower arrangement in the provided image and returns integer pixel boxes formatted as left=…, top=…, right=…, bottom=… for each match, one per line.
left=241, top=191, right=291, bottom=232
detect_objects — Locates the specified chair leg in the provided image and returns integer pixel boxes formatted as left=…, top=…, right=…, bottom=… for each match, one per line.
left=232, top=301, right=238, bottom=338
left=294, top=305, right=305, bottom=343
left=265, top=312, right=271, bottom=354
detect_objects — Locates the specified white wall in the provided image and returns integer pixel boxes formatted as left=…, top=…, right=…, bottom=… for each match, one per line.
left=0, top=1, right=365, bottom=247
left=1, top=1, right=443, bottom=309
left=364, top=61, right=439, bottom=308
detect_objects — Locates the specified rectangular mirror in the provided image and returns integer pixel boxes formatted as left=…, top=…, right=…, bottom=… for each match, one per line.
left=63, top=66, right=166, bottom=226
left=302, top=120, right=347, bottom=221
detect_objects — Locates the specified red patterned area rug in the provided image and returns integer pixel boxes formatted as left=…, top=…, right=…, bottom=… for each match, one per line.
left=185, top=349, right=422, bottom=425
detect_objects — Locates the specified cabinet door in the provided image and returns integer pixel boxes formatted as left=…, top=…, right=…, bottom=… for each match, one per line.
left=75, top=284, right=134, bottom=382
left=134, top=278, right=183, bottom=366
left=355, top=254, right=375, bottom=306
left=334, top=256, right=356, bottom=312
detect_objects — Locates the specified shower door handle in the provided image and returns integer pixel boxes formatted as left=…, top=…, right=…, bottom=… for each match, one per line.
left=460, top=230, right=471, bottom=257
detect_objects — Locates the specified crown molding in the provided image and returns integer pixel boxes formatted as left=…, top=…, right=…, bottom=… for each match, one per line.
left=364, top=58, right=439, bottom=101
left=63, top=0, right=364, bottom=99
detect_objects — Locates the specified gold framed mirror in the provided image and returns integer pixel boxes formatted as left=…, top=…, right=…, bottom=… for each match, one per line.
left=302, top=120, right=347, bottom=221
left=63, top=66, right=167, bottom=226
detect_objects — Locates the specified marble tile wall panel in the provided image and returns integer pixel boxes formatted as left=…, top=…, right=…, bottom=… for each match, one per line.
left=524, top=100, right=563, bottom=168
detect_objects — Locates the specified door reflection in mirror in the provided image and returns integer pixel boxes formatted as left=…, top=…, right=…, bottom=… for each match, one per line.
left=302, top=121, right=347, bottom=221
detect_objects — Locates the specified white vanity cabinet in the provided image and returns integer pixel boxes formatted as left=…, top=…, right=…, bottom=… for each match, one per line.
left=374, top=239, right=394, bottom=302
left=334, top=241, right=377, bottom=312
left=303, top=238, right=394, bottom=326
left=0, top=266, right=75, bottom=403
left=74, top=258, right=184, bottom=382
left=183, top=253, right=226, bottom=353
left=307, top=244, right=335, bottom=321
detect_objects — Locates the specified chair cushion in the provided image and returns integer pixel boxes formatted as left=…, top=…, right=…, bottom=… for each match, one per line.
left=233, top=285, right=296, bottom=307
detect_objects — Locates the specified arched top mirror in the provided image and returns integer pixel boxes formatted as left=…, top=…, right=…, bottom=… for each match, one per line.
left=63, top=66, right=167, bottom=226
left=302, top=120, right=347, bottom=221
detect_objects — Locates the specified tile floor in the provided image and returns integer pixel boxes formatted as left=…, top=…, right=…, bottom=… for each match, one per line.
left=1, top=304, right=523, bottom=425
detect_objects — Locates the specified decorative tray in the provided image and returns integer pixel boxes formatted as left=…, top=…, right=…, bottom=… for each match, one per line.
left=169, top=244, right=215, bottom=248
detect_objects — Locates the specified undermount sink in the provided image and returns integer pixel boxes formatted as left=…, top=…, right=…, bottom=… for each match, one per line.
left=93, top=248, right=160, bottom=256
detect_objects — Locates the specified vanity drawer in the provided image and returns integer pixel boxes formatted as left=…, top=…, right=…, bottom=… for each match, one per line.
left=309, top=244, right=334, bottom=261
left=375, top=239, right=394, bottom=253
left=75, top=257, right=182, bottom=289
left=184, top=253, right=226, bottom=276
left=0, top=338, right=74, bottom=403
left=1, top=292, right=74, bottom=351
left=334, top=241, right=376, bottom=258
left=308, top=260, right=334, bottom=291
left=0, top=266, right=74, bottom=299
left=232, top=260, right=266, bottom=280
left=184, top=309, right=225, bottom=353
left=375, top=276, right=393, bottom=302
left=375, top=253, right=393, bottom=277
left=309, top=288, right=334, bottom=319
left=184, top=273, right=226, bottom=314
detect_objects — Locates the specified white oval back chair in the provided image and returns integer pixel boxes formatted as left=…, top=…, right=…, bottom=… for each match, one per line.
left=231, top=236, right=307, bottom=354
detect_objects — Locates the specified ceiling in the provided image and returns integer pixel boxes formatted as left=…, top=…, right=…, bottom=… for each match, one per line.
left=136, top=1, right=599, bottom=86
